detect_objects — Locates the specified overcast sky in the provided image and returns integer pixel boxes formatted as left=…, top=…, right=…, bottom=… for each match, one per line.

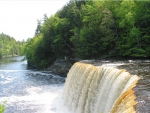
left=0, top=0, right=70, bottom=41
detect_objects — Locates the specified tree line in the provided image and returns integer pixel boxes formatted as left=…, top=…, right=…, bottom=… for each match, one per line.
left=24, top=0, right=150, bottom=69
left=0, top=33, right=24, bottom=58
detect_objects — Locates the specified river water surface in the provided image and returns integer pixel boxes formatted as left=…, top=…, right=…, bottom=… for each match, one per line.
left=0, top=56, right=70, bottom=113
left=0, top=56, right=150, bottom=113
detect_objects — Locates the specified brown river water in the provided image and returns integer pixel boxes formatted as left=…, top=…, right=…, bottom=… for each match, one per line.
left=81, top=58, right=150, bottom=113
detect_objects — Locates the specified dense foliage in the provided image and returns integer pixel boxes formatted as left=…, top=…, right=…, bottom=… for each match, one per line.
left=24, top=0, right=150, bottom=69
left=0, top=33, right=24, bottom=58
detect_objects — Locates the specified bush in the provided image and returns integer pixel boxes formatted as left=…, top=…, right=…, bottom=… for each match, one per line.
left=0, top=102, right=6, bottom=113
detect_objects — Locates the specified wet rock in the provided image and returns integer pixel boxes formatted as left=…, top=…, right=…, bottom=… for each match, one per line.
left=47, top=59, right=74, bottom=77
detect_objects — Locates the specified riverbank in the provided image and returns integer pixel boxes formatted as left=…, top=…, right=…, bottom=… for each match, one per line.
left=46, top=58, right=77, bottom=77
left=0, top=54, right=19, bottom=59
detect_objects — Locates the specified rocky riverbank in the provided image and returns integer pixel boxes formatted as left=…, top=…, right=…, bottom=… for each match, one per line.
left=46, top=58, right=76, bottom=77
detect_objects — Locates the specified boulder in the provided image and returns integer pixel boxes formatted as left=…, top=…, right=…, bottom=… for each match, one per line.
left=47, top=59, right=74, bottom=77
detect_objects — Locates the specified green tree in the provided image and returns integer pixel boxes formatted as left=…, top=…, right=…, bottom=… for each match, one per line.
left=0, top=33, right=24, bottom=58
left=24, top=0, right=150, bottom=69
left=35, top=19, right=42, bottom=36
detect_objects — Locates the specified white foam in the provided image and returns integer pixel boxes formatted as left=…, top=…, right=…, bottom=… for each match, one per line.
left=0, top=86, right=71, bottom=113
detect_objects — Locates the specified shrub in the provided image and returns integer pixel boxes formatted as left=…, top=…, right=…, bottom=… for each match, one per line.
left=0, top=102, right=6, bottom=113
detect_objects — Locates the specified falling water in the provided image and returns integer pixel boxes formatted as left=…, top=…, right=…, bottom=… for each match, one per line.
left=63, top=62, right=140, bottom=113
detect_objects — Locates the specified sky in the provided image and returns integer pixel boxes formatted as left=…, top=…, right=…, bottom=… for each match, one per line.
left=0, top=0, right=70, bottom=41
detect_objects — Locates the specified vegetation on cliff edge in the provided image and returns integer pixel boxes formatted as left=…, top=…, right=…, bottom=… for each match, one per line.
left=24, top=0, right=150, bottom=69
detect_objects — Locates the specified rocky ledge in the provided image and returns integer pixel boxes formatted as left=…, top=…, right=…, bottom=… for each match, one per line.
left=47, top=59, right=76, bottom=77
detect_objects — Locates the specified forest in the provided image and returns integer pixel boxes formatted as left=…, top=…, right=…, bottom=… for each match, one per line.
left=24, top=0, right=150, bottom=69
left=0, top=33, right=24, bottom=58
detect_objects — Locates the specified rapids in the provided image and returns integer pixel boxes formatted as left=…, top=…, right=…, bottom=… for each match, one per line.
left=0, top=56, right=150, bottom=113
left=0, top=56, right=70, bottom=113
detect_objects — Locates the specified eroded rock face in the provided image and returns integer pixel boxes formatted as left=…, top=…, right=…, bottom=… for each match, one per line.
left=47, top=59, right=73, bottom=77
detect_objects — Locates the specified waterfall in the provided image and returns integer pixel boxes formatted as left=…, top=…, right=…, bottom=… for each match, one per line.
left=62, top=62, right=139, bottom=113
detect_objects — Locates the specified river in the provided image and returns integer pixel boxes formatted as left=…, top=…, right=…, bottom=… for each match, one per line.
left=0, top=56, right=70, bottom=113
left=0, top=56, right=150, bottom=113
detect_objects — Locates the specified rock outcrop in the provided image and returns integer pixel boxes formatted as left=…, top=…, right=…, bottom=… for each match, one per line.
left=47, top=59, right=75, bottom=77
